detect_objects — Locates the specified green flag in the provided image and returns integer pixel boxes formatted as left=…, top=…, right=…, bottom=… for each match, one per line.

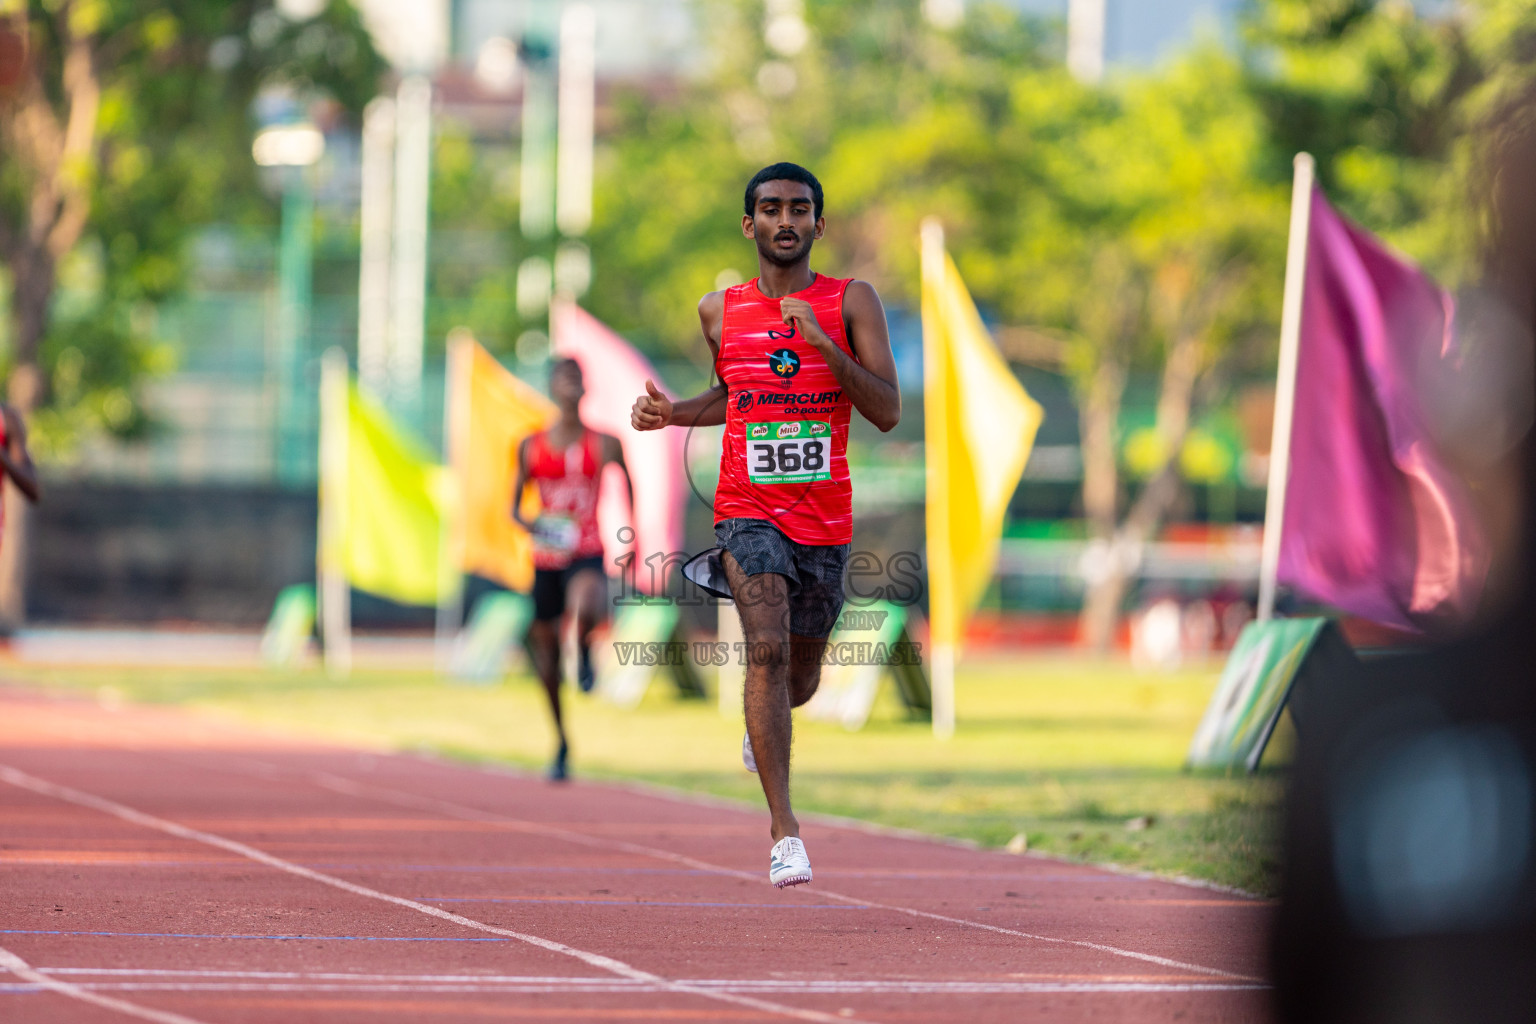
left=341, top=386, right=452, bottom=605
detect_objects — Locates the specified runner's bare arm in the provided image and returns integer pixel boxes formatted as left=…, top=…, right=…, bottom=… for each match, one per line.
left=780, top=281, right=900, bottom=432
left=601, top=434, right=635, bottom=513
left=0, top=406, right=40, bottom=503
left=631, top=291, right=729, bottom=430
left=510, top=436, right=535, bottom=531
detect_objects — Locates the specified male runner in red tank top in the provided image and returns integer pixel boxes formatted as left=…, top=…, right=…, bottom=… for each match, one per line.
left=513, top=358, right=631, bottom=781
left=631, top=163, right=900, bottom=886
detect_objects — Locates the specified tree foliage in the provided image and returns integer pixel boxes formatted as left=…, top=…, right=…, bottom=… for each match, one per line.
left=1242, top=0, right=1536, bottom=281
left=585, top=0, right=1055, bottom=356
left=0, top=0, right=384, bottom=455
left=582, top=0, right=1530, bottom=642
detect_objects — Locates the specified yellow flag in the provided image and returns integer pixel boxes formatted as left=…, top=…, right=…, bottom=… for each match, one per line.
left=342, top=385, right=453, bottom=605
left=447, top=338, right=557, bottom=592
left=922, top=222, right=1043, bottom=651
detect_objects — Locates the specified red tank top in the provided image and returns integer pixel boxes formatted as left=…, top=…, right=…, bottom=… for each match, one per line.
left=715, top=274, right=855, bottom=546
left=524, top=428, right=605, bottom=569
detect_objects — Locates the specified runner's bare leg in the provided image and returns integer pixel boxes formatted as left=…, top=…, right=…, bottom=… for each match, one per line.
left=788, top=635, right=828, bottom=708
left=567, top=568, right=607, bottom=650
left=527, top=619, right=566, bottom=747
left=722, top=550, right=798, bottom=842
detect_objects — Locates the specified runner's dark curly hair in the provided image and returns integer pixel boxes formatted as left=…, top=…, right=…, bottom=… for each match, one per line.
left=744, top=163, right=823, bottom=220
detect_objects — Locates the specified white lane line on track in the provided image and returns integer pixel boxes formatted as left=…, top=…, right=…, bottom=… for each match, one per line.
left=17, top=979, right=1268, bottom=996
left=36, top=967, right=1256, bottom=985
left=0, top=763, right=866, bottom=1024
left=41, top=969, right=646, bottom=982
left=238, top=756, right=1257, bottom=982
left=25, top=968, right=1270, bottom=995
left=0, top=947, right=210, bottom=1024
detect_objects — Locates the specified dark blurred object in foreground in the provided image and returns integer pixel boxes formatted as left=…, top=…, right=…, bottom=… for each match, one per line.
left=1273, top=639, right=1536, bottom=1023
left=1272, top=89, right=1536, bottom=1024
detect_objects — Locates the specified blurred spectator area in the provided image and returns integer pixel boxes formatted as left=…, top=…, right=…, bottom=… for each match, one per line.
left=31, top=483, right=317, bottom=625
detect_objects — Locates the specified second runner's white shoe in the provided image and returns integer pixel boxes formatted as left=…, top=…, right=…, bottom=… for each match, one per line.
left=742, top=731, right=758, bottom=773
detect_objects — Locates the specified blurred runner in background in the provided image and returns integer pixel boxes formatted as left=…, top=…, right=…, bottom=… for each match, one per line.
left=513, top=358, right=632, bottom=781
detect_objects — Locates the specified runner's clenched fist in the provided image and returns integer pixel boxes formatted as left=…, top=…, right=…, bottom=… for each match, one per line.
left=778, top=297, right=832, bottom=354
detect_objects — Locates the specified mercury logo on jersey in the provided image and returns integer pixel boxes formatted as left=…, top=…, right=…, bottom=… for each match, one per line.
left=730, top=389, right=845, bottom=416
left=751, top=389, right=842, bottom=408
left=769, top=348, right=801, bottom=378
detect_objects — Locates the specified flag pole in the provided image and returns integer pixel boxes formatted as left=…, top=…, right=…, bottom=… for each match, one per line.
left=920, top=217, right=956, bottom=740
left=319, top=348, right=353, bottom=678
left=435, top=334, right=471, bottom=673
left=1257, top=152, right=1316, bottom=622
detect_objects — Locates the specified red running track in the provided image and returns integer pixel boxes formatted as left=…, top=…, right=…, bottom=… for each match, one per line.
left=0, top=686, right=1273, bottom=1023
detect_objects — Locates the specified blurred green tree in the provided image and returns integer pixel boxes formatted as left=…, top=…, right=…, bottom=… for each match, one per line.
left=584, top=0, right=1054, bottom=355
left=978, top=55, right=1287, bottom=650
left=426, top=125, right=521, bottom=357
left=586, top=1, right=1285, bottom=647
left=586, top=0, right=1534, bottom=647
left=1243, top=0, right=1536, bottom=283
left=2, top=0, right=383, bottom=443
left=0, top=0, right=384, bottom=622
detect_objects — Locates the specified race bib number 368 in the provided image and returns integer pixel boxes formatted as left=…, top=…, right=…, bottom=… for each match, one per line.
left=745, top=420, right=832, bottom=484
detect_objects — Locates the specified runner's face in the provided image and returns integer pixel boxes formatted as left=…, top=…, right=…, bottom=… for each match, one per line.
left=744, top=181, right=822, bottom=267
left=550, top=366, right=584, bottom=409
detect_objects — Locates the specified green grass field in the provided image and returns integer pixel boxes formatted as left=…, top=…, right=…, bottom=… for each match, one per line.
left=2, top=654, right=1287, bottom=895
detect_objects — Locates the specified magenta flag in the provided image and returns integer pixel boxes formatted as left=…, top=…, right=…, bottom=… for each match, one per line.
left=1278, top=188, right=1488, bottom=631
left=551, top=302, right=687, bottom=592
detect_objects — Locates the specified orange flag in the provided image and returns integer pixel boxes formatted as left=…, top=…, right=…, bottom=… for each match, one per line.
left=446, top=336, right=557, bottom=592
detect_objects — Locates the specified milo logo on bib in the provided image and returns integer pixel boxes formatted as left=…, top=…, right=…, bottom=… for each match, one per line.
left=745, top=420, right=833, bottom=485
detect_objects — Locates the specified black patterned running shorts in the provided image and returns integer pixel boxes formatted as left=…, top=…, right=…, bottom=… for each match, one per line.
left=714, top=517, right=849, bottom=639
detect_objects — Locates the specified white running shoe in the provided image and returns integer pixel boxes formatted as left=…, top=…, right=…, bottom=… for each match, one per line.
left=742, top=731, right=758, bottom=773
left=769, top=836, right=812, bottom=888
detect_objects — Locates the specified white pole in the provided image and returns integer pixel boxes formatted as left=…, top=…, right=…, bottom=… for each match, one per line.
left=390, top=75, right=432, bottom=415
left=435, top=333, right=471, bottom=673
left=319, top=348, right=352, bottom=678
left=555, top=3, right=596, bottom=239
left=553, top=3, right=596, bottom=300
left=1257, top=152, right=1316, bottom=622
left=519, top=15, right=557, bottom=243
left=920, top=217, right=956, bottom=740
left=357, top=96, right=394, bottom=397
left=1066, top=0, right=1106, bottom=84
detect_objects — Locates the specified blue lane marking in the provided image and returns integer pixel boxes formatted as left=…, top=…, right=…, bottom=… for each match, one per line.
left=0, top=929, right=507, bottom=943
left=3, top=859, right=1148, bottom=886
left=306, top=864, right=1149, bottom=883
left=310, top=864, right=719, bottom=875
left=419, top=897, right=864, bottom=909
left=0, top=985, right=42, bottom=994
